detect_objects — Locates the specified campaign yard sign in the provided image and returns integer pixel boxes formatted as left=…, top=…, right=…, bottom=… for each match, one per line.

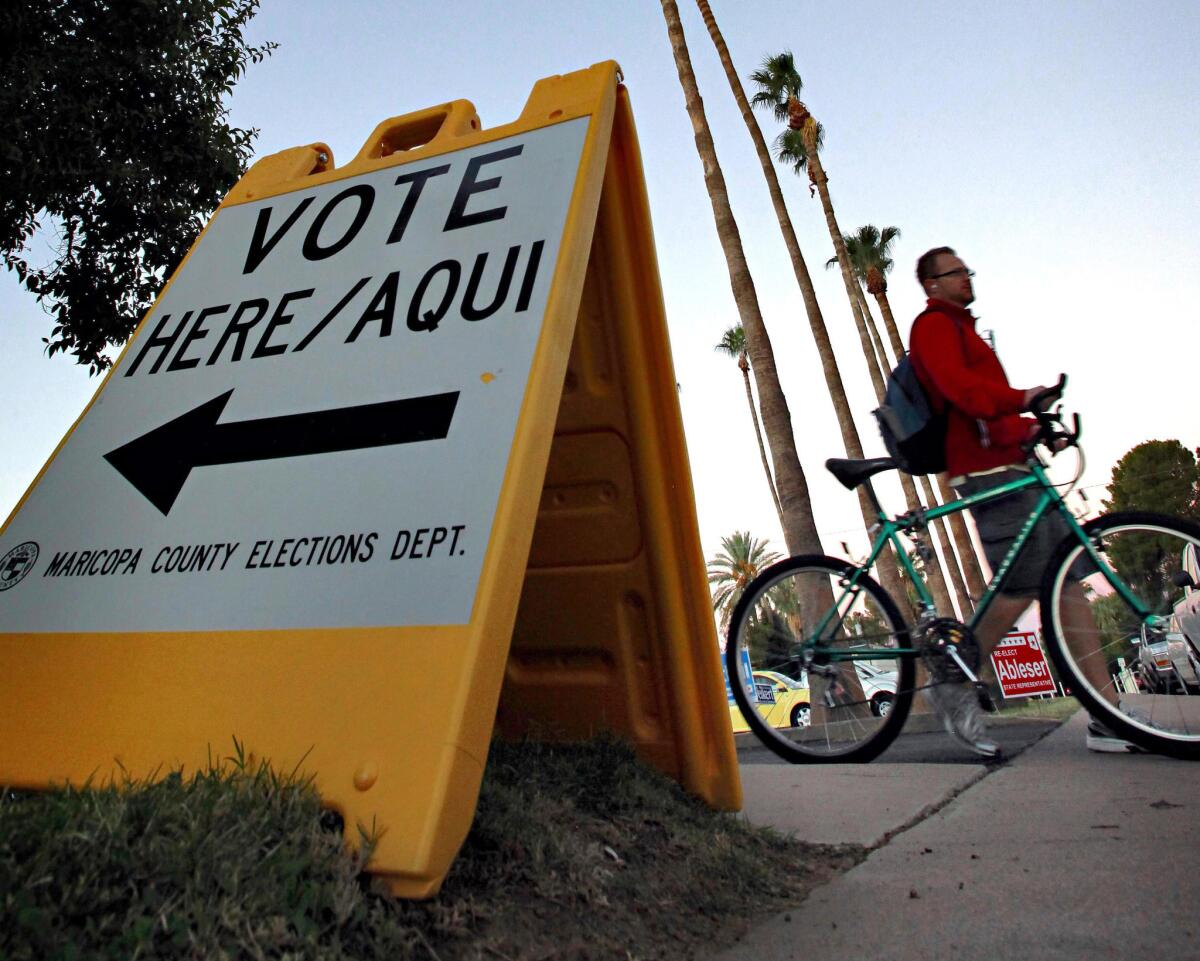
left=991, top=631, right=1057, bottom=699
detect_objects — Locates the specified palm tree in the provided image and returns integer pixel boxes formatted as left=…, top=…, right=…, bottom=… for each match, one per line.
left=857, top=224, right=906, bottom=359
left=658, top=1, right=826, bottom=570
left=753, top=60, right=946, bottom=619
left=852, top=224, right=989, bottom=602
left=766, top=84, right=959, bottom=616
left=769, top=104, right=886, bottom=402
left=715, top=325, right=784, bottom=528
left=707, top=530, right=781, bottom=629
left=829, top=226, right=893, bottom=375
left=688, top=14, right=906, bottom=611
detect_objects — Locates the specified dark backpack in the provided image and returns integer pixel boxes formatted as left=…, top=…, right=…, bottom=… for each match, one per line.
left=873, top=356, right=946, bottom=475
left=873, top=313, right=963, bottom=475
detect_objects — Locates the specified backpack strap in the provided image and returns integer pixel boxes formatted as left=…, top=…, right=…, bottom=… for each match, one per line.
left=908, top=308, right=968, bottom=414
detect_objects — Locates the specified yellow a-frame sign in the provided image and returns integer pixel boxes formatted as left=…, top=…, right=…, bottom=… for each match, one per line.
left=0, top=62, right=739, bottom=897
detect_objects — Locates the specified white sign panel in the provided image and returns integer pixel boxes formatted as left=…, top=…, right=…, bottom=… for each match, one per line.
left=0, top=118, right=589, bottom=632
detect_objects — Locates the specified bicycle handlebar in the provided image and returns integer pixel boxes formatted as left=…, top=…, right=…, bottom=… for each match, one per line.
left=1022, top=373, right=1082, bottom=455
left=1025, top=373, right=1067, bottom=414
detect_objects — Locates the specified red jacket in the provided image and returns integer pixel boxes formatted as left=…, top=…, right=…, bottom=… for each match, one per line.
left=908, top=299, right=1033, bottom=477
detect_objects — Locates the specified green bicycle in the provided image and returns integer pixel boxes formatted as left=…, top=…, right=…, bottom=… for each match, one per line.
left=727, top=378, right=1200, bottom=762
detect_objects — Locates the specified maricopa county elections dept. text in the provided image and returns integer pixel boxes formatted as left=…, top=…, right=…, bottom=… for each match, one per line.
left=37, top=524, right=468, bottom=580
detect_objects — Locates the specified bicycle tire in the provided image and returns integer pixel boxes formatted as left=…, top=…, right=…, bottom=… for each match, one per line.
left=1040, top=510, right=1200, bottom=760
left=726, top=554, right=916, bottom=763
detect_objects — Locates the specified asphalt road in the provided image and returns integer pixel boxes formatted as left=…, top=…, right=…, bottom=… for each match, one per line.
left=738, top=719, right=1061, bottom=765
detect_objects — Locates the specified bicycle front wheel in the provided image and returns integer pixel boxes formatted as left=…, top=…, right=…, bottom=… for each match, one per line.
left=1041, top=511, right=1200, bottom=759
left=726, top=555, right=915, bottom=763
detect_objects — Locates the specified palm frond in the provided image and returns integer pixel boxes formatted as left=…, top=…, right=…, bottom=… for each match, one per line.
left=773, top=127, right=806, bottom=173
left=713, top=324, right=746, bottom=358
left=856, top=224, right=881, bottom=249
left=774, top=123, right=825, bottom=175
left=707, top=530, right=782, bottom=624
left=748, top=51, right=803, bottom=121
left=877, top=225, right=901, bottom=267
left=849, top=223, right=903, bottom=278
left=748, top=85, right=777, bottom=113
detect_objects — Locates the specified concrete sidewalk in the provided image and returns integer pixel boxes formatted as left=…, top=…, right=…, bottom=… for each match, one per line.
left=714, top=711, right=1200, bottom=960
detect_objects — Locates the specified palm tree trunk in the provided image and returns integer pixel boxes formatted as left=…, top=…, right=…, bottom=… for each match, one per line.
left=937, top=473, right=989, bottom=598
left=875, top=284, right=990, bottom=601
left=740, top=356, right=785, bottom=529
left=659, top=0, right=823, bottom=564
left=672, top=0, right=874, bottom=721
left=917, top=475, right=975, bottom=616
left=858, top=282, right=892, bottom=376
left=690, top=0, right=906, bottom=611
left=819, top=210, right=889, bottom=404
left=873, top=289, right=906, bottom=360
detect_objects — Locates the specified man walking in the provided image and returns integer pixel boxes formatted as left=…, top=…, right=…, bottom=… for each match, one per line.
left=908, top=247, right=1138, bottom=757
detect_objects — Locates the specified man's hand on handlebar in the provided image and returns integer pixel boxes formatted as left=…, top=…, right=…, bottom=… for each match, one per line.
left=1020, top=374, right=1080, bottom=455
left=1023, top=376, right=1065, bottom=413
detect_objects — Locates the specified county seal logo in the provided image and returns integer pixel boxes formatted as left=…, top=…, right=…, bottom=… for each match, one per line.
left=0, top=541, right=39, bottom=592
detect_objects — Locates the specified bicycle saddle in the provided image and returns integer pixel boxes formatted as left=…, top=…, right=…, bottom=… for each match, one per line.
left=825, top=457, right=896, bottom=490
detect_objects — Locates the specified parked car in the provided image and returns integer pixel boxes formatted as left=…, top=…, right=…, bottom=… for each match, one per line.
left=752, top=670, right=811, bottom=729
left=854, top=663, right=899, bottom=717
left=787, top=664, right=896, bottom=719
left=722, top=662, right=811, bottom=733
left=1136, top=623, right=1200, bottom=695
left=1136, top=627, right=1181, bottom=693
left=1172, top=543, right=1200, bottom=668
left=723, top=661, right=894, bottom=732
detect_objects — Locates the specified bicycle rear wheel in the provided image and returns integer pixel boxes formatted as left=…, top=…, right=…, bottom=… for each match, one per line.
left=1040, top=511, right=1200, bottom=759
left=726, top=555, right=915, bottom=763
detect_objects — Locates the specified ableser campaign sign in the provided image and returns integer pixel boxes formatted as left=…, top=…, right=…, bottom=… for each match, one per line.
left=0, top=63, right=741, bottom=899
left=991, top=631, right=1057, bottom=699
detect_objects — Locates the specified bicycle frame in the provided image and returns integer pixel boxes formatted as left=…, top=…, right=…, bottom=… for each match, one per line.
left=810, top=459, right=1157, bottom=664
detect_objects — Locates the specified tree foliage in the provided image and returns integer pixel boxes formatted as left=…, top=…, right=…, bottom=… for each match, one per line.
left=707, top=531, right=781, bottom=629
left=747, top=52, right=805, bottom=122
left=825, top=224, right=901, bottom=291
left=1088, top=589, right=1139, bottom=661
left=1100, top=440, right=1200, bottom=617
left=713, top=323, right=747, bottom=363
left=0, top=0, right=276, bottom=372
left=1103, top=440, right=1200, bottom=519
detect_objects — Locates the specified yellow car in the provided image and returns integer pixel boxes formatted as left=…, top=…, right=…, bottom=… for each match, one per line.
left=728, top=669, right=811, bottom=732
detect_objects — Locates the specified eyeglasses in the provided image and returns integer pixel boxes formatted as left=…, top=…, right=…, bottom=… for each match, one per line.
left=931, top=267, right=975, bottom=280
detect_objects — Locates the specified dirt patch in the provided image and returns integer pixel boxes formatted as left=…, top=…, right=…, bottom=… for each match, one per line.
left=396, top=738, right=864, bottom=960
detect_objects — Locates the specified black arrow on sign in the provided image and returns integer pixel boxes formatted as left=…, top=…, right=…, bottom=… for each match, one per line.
left=104, top=389, right=460, bottom=515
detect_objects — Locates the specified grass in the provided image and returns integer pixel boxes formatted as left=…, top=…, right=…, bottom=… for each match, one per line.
left=0, top=737, right=860, bottom=960
left=995, top=695, right=1081, bottom=721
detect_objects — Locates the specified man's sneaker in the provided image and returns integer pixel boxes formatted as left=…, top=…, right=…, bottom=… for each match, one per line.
left=928, top=682, right=1003, bottom=759
left=1086, top=717, right=1144, bottom=753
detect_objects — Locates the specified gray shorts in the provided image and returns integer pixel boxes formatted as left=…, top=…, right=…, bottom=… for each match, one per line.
left=953, top=469, right=1089, bottom=598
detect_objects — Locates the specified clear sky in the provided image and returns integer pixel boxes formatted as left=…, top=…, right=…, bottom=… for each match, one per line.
left=2, top=0, right=1197, bottom=569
